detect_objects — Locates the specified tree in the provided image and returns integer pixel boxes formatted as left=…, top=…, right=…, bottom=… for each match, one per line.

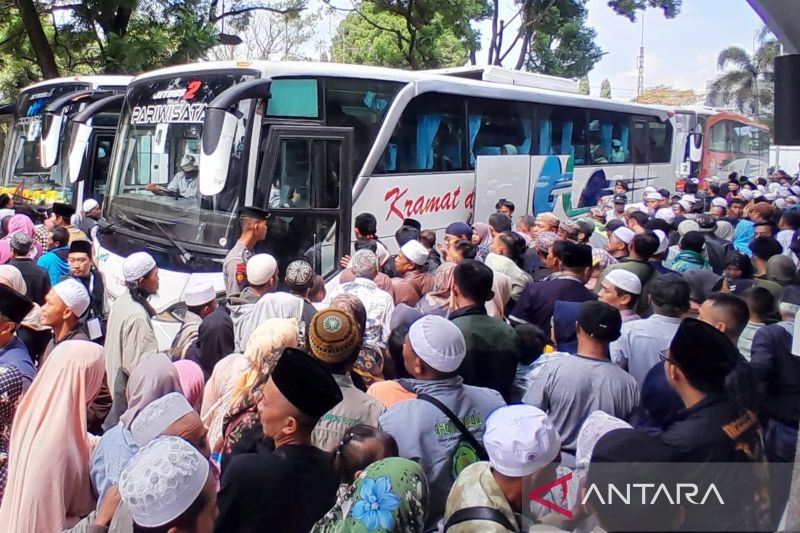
left=485, top=0, right=680, bottom=75
left=706, top=26, right=778, bottom=120
left=328, top=2, right=473, bottom=69
left=600, top=78, right=611, bottom=99
left=210, top=3, right=320, bottom=61
left=577, top=75, right=589, bottom=95
left=0, top=0, right=304, bottom=96
left=635, top=85, right=699, bottom=105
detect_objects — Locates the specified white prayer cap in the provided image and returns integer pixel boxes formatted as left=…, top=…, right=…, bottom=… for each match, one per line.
left=123, top=252, right=157, bottom=283
left=739, top=189, right=754, bottom=201
left=677, top=200, right=692, bottom=212
left=52, top=278, right=91, bottom=317
left=484, top=404, right=560, bottom=477
left=682, top=194, right=697, bottom=203
left=184, top=279, right=215, bottom=307
left=775, top=198, right=787, bottom=210
left=711, top=198, right=728, bottom=208
left=246, top=253, right=277, bottom=286
left=612, top=227, right=635, bottom=245
left=765, top=193, right=777, bottom=201
left=350, top=249, right=378, bottom=277
left=642, top=186, right=657, bottom=195
left=82, top=198, right=99, bottom=212
left=120, top=436, right=209, bottom=528
left=130, top=392, right=194, bottom=446
left=653, top=229, right=669, bottom=255
left=645, top=192, right=662, bottom=201
left=603, top=269, right=642, bottom=295
left=408, top=315, right=465, bottom=372
left=400, top=239, right=429, bottom=266
left=576, top=411, right=631, bottom=473
left=655, top=208, right=675, bottom=224
left=769, top=182, right=781, bottom=193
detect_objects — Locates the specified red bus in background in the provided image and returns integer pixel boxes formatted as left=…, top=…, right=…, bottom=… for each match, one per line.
left=674, top=108, right=770, bottom=190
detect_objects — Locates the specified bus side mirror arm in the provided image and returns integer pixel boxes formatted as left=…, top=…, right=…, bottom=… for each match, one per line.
left=689, top=132, right=703, bottom=163
left=200, top=78, right=271, bottom=197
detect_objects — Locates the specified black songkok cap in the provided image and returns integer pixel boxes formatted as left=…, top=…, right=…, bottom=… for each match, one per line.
left=238, top=206, right=270, bottom=220
left=669, top=317, right=738, bottom=389
left=52, top=202, right=76, bottom=219
left=271, top=347, right=343, bottom=418
left=560, top=242, right=593, bottom=268
left=0, top=284, right=34, bottom=324
left=402, top=218, right=422, bottom=231
left=69, top=239, right=93, bottom=256
left=578, top=301, right=622, bottom=343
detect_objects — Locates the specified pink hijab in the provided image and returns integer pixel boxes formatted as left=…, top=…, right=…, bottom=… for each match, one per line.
left=0, top=340, right=105, bottom=531
left=0, top=214, right=42, bottom=263
left=174, top=359, right=205, bottom=410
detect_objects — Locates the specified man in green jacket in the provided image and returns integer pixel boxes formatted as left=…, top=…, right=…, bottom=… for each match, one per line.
left=449, top=259, right=520, bottom=401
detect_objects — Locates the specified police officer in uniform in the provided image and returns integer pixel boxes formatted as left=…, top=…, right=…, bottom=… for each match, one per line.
left=223, top=206, right=269, bottom=298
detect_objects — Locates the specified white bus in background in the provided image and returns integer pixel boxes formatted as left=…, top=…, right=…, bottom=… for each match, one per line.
left=95, top=61, right=674, bottom=346
left=0, top=75, right=132, bottom=211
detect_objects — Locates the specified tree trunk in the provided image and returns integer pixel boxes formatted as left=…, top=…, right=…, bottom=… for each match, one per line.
left=16, top=0, right=59, bottom=78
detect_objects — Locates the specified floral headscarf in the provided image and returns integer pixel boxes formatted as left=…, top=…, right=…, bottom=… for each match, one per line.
left=313, top=457, right=429, bottom=533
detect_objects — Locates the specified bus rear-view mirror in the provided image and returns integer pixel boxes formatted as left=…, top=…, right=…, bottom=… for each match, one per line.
left=40, top=112, right=63, bottom=168
left=689, top=132, right=703, bottom=163
left=68, top=123, right=93, bottom=183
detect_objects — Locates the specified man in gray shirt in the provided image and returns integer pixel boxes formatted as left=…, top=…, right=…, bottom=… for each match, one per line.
left=524, top=301, right=639, bottom=467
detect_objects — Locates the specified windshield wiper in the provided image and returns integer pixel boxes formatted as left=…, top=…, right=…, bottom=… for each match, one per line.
left=116, top=212, right=149, bottom=231
left=150, top=219, right=194, bottom=265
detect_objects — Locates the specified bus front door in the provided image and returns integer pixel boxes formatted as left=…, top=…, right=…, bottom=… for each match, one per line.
left=254, top=125, right=354, bottom=279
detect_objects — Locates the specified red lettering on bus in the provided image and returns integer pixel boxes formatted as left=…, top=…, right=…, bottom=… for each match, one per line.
left=383, top=185, right=468, bottom=222
left=465, top=190, right=475, bottom=210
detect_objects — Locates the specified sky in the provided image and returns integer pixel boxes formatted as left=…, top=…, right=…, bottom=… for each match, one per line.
left=302, top=0, right=766, bottom=100
left=475, top=0, right=766, bottom=99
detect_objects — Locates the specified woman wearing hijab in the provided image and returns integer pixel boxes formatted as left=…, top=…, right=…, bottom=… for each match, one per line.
left=217, top=319, right=299, bottom=468
left=0, top=340, right=105, bottom=532
left=472, top=223, right=491, bottom=262
left=89, top=353, right=182, bottom=503
left=313, top=457, right=429, bottom=533
left=174, top=359, right=205, bottom=410
left=0, top=264, right=50, bottom=363
left=715, top=220, right=735, bottom=242
left=416, top=262, right=455, bottom=317
left=0, top=214, right=42, bottom=264
left=0, top=364, right=23, bottom=503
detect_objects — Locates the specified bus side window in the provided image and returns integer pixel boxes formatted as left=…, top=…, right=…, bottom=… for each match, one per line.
left=588, top=113, right=630, bottom=164
left=632, top=121, right=648, bottom=164
left=648, top=120, right=672, bottom=163
left=466, top=99, right=534, bottom=167
left=537, top=105, right=587, bottom=164
left=380, top=93, right=466, bottom=173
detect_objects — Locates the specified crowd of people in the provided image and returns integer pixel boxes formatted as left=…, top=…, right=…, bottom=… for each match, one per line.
left=0, top=170, right=798, bottom=532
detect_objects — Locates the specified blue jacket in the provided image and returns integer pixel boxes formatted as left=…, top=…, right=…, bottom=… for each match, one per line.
left=37, top=246, right=69, bottom=285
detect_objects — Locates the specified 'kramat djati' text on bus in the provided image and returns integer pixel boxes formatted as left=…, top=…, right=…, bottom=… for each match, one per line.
left=94, top=60, right=681, bottom=346
left=0, top=75, right=132, bottom=210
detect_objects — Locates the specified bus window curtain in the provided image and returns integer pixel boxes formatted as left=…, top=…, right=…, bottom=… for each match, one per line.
left=620, top=125, right=630, bottom=162
left=538, top=119, right=552, bottom=155
left=468, top=114, right=482, bottom=166
left=601, top=122, right=613, bottom=158
left=519, top=118, right=533, bottom=155
left=384, top=143, right=397, bottom=171
left=416, top=114, right=441, bottom=169
left=561, top=121, right=574, bottom=156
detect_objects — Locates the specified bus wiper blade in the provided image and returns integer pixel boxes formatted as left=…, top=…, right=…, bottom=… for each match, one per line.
left=151, top=220, right=194, bottom=265
left=117, top=212, right=149, bottom=231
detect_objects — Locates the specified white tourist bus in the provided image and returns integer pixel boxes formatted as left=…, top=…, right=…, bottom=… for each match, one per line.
left=95, top=61, right=674, bottom=345
left=0, top=75, right=132, bottom=211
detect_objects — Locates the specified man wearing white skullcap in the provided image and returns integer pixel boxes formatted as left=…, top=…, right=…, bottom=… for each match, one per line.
left=169, top=279, right=218, bottom=359
left=606, top=226, right=634, bottom=260
left=326, top=249, right=394, bottom=349
left=444, top=405, right=561, bottom=530
left=129, top=392, right=204, bottom=447
left=103, top=251, right=159, bottom=429
left=379, top=314, right=505, bottom=529
left=598, top=269, right=642, bottom=322
left=40, top=278, right=92, bottom=364
left=79, top=198, right=102, bottom=240
left=392, top=239, right=434, bottom=305
left=118, top=436, right=214, bottom=531
left=227, top=253, right=279, bottom=352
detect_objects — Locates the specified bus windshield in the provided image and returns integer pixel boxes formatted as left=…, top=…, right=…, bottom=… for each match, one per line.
left=1, top=83, right=88, bottom=204
left=708, top=120, right=769, bottom=158
left=108, top=71, right=256, bottom=253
